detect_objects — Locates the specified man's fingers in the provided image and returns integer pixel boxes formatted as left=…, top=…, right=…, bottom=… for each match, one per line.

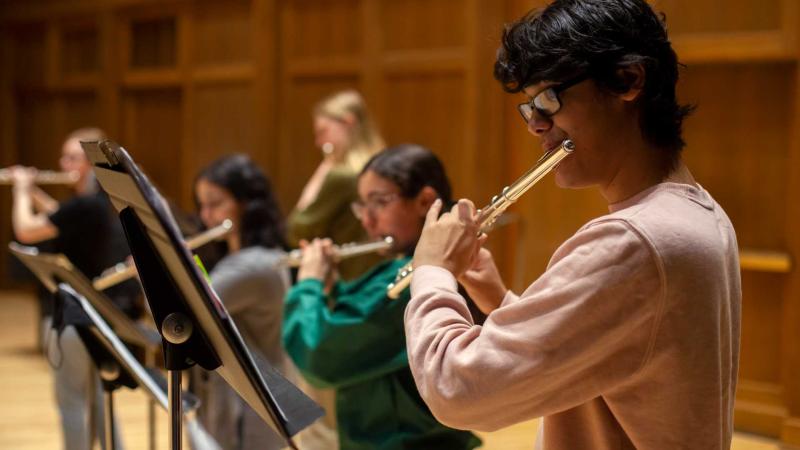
left=455, top=199, right=476, bottom=222
left=424, top=198, right=443, bottom=226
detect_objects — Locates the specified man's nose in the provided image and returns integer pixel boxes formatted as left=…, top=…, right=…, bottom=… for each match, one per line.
left=527, top=110, right=553, bottom=136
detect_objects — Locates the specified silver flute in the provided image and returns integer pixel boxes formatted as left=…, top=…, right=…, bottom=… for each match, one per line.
left=278, top=236, right=394, bottom=267
left=0, top=168, right=79, bottom=185
left=387, top=139, right=575, bottom=299
left=92, top=219, right=233, bottom=291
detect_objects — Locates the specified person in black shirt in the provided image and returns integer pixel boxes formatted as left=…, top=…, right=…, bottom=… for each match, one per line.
left=10, top=127, right=135, bottom=450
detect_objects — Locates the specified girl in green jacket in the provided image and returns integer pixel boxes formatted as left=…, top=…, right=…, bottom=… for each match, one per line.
left=283, top=144, right=482, bottom=450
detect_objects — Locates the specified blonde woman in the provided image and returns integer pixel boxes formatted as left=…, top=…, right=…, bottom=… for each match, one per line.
left=288, top=89, right=386, bottom=281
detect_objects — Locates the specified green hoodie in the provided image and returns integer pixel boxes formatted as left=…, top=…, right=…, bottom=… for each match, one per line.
left=283, top=257, right=481, bottom=450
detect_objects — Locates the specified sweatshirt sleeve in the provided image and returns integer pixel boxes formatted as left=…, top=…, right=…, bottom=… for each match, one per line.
left=210, top=252, right=286, bottom=316
left=404, top=219, right=665, bottom=431
left=282, top=266, right=410, bottom=389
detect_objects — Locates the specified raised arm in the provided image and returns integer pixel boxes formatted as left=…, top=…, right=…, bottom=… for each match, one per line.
left=11, top=167, right=58, bottom=243
left=404, top=220, right=664, bottom=431
left=283, top=244, right=411, bottom=389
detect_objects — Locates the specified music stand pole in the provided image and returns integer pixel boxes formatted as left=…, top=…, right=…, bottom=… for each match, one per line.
left=168, top=369, right=182, bottom=450
left=145, top=348, right=157, bottom=450
left=162, top=312, right=193, bottom=450
left=99, top=361, right=122, bottom=450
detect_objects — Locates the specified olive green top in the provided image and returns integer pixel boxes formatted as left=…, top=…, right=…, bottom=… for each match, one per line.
left=287, top=166, right=382, bottom=280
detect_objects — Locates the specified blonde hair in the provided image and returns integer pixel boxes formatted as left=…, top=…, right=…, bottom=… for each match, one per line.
left=66, top=127, right=107, bottom=143
left=313, top=90, right=385, bottom=172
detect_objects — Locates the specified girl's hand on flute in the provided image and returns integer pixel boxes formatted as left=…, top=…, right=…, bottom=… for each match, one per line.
left=297, top=238, right=338, bottom=287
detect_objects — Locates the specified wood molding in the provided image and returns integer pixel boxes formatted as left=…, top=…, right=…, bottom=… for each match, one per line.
left=59, top=74, right=99, bottom=90
left=381, top=48, right=466, bottom=75
left=191, top=64, right=255, bottom=85
left=121, top=69, right=181, bottom=88
left=782, top=417, right=800, bottom=445
left=737, top=380, right=786, bottom=405
left=285, top=56, right=361, bottom=78
left=739, top=248, right=793, bottom=273
left=735, top=400, right=786, bottom=437
left=674, top=30, right=793, bottom=63
left=781, top=32, right=800, bottom=443
left=735, top=380, right=791, bottom=438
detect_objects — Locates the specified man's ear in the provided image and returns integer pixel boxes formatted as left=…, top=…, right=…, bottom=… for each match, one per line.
left=416, top=186, right=438, bottom=214
left=616, top=63, right=645, bottom=102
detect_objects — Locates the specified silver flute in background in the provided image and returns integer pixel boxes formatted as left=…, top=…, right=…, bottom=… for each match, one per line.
left=387, top=139, right=576, bottom=299
left=0, top=168, right=79, bottom=185
left=92, top=219, right=233, bottom=291
left=279, top=236, right=395, bottom=268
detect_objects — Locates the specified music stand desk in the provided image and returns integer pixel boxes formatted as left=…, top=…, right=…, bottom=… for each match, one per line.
left=9, top=246, right=219, bottom=449
left=82, top=139, right=322, bottom=450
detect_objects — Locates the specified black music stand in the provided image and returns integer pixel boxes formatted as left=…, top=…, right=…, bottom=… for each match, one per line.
left=58, top=282, right=221, bottom=449
left=9, top=243, right=164, bottom=450
left=81, top=140, right=323, bottom=450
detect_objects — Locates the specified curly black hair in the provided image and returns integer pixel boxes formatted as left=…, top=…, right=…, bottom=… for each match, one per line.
left=194, top=154, right=287, bottom=251
left=494, top=0, right=694, bottom=171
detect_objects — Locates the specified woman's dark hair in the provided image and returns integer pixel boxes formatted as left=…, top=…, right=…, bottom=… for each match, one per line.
left=362, top=144, right=486, bottom=322
left=494, top=0, right=694, bottom=173
left=194, top=154, right=287, bottom=250
left=360, top=144, right=453, bottom=205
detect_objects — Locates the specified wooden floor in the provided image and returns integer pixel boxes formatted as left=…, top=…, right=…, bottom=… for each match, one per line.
left=0, top=290, right=793, bottom=450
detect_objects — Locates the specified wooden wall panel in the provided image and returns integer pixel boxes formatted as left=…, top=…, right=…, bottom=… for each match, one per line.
left=16, top=94, right=59, bottom=170
left=187, top=83, right=259, bottom=203
left=740, top=271, right=785, bottom=383
left=128, top=16, right=177, bottom=69
left=12, top=24, right=47, bottom=87
left=191, top=2, right=251, bottom=66
left=0, top=0, right=798, bottom=445
left=654, top=0, right=781, bottom=33
left=381, top=74, right=468, bottom=195
left=15, top=93, right=75, bottom=205
left=380, top=0, right=466, bottom=50
left=60, top=24, right=99, bottom=77
left=782, top=65, right=800, bottom=444
left=0, top=31, right=13, bottom=292
left=119, top=89, right=183, bottom=201
left=282, top=0, right=361, bottom=59
left=679, top=64, right=792, bottom=249
left=61, top=92, right=100, bottom=135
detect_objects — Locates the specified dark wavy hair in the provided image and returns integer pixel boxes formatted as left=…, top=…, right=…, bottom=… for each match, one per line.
left=361, top=143, right=453, bottom=206
left=494, top=0, right=694, bottom=172
left=194, top=154, right=287, bottom=250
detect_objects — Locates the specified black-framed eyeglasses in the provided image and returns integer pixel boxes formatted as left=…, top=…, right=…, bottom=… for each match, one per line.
left=350, top=192, right=400, bottom=220
left=517, top=75, right=589, bottom=122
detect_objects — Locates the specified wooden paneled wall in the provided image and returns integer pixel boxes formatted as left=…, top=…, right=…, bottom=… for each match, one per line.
left=1, top=0, right=799, bottom=445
